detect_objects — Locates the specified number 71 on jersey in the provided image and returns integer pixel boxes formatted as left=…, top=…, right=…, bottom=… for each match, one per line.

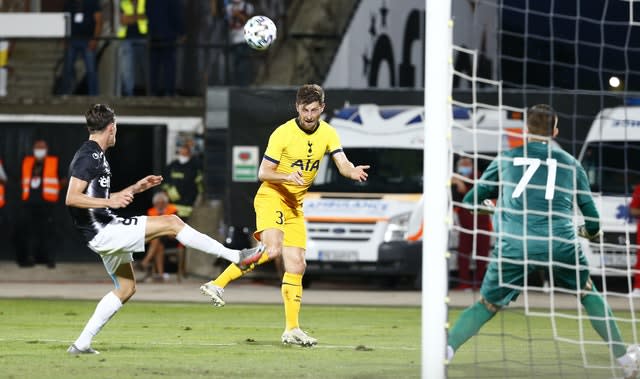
left=511, top=157, right=558, bottom=200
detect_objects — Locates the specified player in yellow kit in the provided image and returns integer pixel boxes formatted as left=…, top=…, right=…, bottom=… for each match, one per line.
left=200, top=84, right=370, bottom=346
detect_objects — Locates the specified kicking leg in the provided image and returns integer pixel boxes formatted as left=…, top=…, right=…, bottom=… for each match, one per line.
left=145, top=214, right=241, bottom=263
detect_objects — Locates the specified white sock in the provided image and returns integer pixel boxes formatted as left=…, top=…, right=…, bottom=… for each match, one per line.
left=446, top=345, right=455, bottom=361
left=74, top=291, right=122, bottom=350
left=175, top=225, right=240, bottom=263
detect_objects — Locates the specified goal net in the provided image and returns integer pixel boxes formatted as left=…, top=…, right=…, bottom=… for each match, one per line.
left=445, top=1, right=640, bottom=378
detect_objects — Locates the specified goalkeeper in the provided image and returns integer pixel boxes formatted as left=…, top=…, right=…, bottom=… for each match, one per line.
left=447, top=104, right=640, bottom=378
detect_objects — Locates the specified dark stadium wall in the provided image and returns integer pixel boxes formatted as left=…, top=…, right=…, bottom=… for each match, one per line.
left=0, top=122, right=166, bottom=262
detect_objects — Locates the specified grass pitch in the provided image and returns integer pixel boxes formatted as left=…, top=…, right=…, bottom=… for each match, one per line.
left=1, top=298, right=637, bottom=379
left=0, top=299, right=420, bottom=379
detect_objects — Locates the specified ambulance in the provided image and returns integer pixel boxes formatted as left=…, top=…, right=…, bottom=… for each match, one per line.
left=577, top=105, right=640, bottom=277
left=302, top=104, right=528, bottom=286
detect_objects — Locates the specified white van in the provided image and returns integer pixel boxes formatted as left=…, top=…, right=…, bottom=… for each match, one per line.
left=303, top=104, right=527, bottom=286
left=577, top=105, right=640, bottom=276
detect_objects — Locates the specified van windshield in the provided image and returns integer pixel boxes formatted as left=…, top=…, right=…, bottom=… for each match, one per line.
left=311, top=148, right=423, bottom=193
left=580, top=141, right=640, bottom=195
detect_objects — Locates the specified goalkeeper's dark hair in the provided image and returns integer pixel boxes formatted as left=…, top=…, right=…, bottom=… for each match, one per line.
left=526, top=104, right=557, bottom=137
left=85, top=104, right=116, bottom=133
left=296, top=84, right=325, bottom=105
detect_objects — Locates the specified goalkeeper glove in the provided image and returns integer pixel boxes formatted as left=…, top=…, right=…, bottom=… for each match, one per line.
left=477, top=199, right=495, bottom=215
left=577, top=224, right=602, bottom=242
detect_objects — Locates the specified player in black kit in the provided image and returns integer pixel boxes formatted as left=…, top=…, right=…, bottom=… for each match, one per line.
left=65, top=104, right=263, bottom=354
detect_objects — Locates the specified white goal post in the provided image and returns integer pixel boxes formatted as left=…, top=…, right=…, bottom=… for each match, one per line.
left=422, top=0, right=452, bottom=378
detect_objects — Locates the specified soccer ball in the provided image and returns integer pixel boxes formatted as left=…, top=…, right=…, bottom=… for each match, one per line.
left=243, top=15, right=277, bottom=51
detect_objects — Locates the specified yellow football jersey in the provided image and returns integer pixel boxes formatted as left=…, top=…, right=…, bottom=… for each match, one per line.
left=257, top=118, right=343, bottom=206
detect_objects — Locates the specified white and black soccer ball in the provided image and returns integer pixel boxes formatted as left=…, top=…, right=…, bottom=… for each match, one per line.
left=243, top=15, right=277, bottom=51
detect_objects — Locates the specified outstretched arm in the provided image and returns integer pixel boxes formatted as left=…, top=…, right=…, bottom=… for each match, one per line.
left=332, top=151, right=369, bottom=182
left=65, top=176, right=133, bottom=209
left=122, top=175, right=163, bottom=195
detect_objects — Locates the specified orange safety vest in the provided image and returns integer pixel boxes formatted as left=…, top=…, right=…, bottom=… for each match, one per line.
left=0, top=159, right=5, bottom=208
left=22, top=155, right=60, bottom=202
left=147, top=203, right=178, bottom=216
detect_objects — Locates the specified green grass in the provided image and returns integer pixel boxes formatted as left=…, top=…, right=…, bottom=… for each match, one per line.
left=448, top=308, right=640, bottom=379
left=1, top=299, right=637, bottom=378
left=0, top=299, right=420, bottom=379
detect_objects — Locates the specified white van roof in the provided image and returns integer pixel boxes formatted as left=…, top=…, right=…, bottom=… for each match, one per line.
left=584, top=106, right=640, bottom=143
left=328, top=104, right=424, bottom=149
left=329, top=104, right=527, bottom=152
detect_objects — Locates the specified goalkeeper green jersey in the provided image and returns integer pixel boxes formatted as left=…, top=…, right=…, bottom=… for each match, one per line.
left=463, top=141, right=600, bottom=259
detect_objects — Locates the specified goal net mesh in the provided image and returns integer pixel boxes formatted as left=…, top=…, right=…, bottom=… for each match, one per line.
left=447, top=1, right=640, bottom=378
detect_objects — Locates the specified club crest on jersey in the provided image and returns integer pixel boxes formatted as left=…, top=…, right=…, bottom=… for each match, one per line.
left=98, top=175, right=110, bottom=188
left=291, top=159, right=320, bottom=172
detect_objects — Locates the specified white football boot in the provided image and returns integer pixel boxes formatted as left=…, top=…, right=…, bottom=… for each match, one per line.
left=281, top=328, right=317, bottom=347
left=200, top=282, right=225, bottom=307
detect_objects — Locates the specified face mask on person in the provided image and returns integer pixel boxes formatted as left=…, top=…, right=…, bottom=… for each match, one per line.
left=457, top=166, right=472, bottom=177
left=177, top=155, right=190, bottom=164
left=33, top=149, right=47, bottom=160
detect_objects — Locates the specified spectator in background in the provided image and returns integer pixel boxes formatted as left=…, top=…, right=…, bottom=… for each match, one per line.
left=146, top=0, right=185, bottom=96
left=451, top=156, right=491, bottom=290
left=630, top=184, right=640, bottom=296
left=162, top=142, right=203, bottom=221
left=62, top=0, right=103, bottom=95
left=18, top=139, right=64, bottom=268
left=225, top=0, right=254, bottom=86
left=137, top=190, right=180, bottom=282
left=118, top=0, right=148, bottom=96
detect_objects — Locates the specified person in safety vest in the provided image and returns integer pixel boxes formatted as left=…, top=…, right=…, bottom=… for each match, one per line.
left=19, top=139, right=64, bottom=268
left=118, top=0, right=147, bottom=96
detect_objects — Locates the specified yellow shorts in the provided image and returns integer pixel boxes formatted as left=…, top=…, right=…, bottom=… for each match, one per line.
left=253, top=192, right=306, bottom=249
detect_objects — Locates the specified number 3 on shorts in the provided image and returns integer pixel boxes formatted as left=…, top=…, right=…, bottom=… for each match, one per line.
left=275, top=211, right=284, bottom=225
left=511, top=157, right=557, bottom=200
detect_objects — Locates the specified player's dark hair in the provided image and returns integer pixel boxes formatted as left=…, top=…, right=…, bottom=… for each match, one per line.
left=526, top=104, right=557, bottom=137
left=296, top=84, right=325, bottom=105
left=85, top=104, right=115, bottom=133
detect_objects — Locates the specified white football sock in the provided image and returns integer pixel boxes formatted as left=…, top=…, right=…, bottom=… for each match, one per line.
left=446, top=345, right=455, bottom=361
left=74, top=291, right=122, bottom=350
left=175, top=225, right=240, bottom=263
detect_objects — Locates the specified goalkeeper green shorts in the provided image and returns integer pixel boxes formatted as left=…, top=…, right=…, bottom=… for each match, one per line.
left=479, top=248, right=591, bottom=307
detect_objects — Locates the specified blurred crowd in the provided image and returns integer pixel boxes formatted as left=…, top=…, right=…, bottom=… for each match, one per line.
left=0, top=0, right=289, bottom=97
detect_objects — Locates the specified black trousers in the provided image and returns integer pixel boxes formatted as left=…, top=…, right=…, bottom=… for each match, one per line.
left=17, top=204, right=55, bottom=266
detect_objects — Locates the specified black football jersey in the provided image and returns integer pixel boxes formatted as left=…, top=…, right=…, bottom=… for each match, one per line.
left=68, top=140, right=118, bottom=242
